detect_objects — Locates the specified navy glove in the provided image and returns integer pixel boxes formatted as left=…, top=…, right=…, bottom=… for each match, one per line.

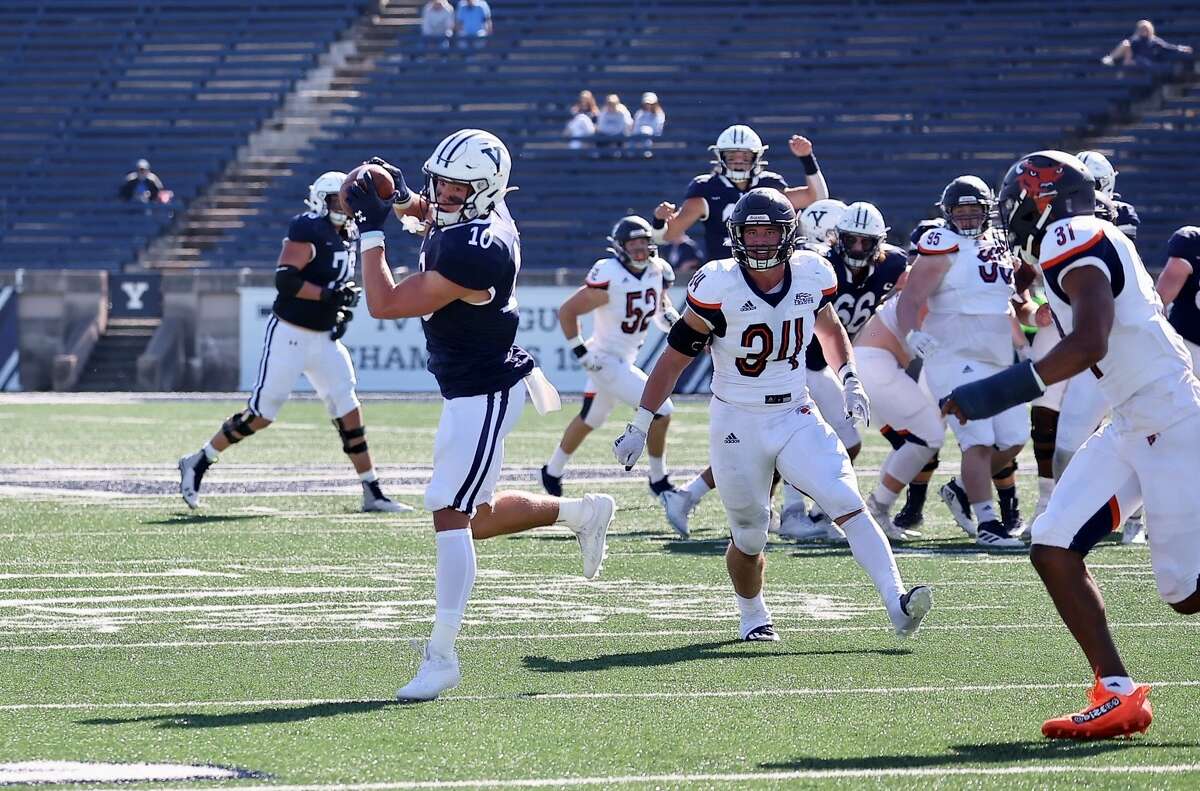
left=330, top=308, right=353, bottom=341
left=366, top=156, right=412, bottom=203
left=940, top=359, right=1045, bottom=423
left=321, top=281, right=361, bottom=309
left=346, top=173, right=395, bottom=233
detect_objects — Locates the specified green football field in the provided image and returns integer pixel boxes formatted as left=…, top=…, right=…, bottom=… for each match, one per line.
left=0, top=395, right=1198, bottom=789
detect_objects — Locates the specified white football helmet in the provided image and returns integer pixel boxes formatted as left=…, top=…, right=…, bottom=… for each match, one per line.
left=799, top=198, right=847, bottom=245
left=306, top=171, right=348, bottom=226
left=709, top=124, right=767, bottom=181
left=423, top=129, right=515, bottom=227
left=1076, top=150, right=1117, bottom=199
left=834, top=202, right=889, bottom=271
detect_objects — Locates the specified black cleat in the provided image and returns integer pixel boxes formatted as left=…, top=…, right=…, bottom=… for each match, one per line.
left=1001, top=499, right=1026, bottom=538
left=893, top=492, right=925, bottom=530
left=540, top=465, right=563, bottom=497
left=648, top=475, right=674, bottom=496
left=743, top=624, right=780, bottom=642
left=976, top=519, right=1025, bottom=549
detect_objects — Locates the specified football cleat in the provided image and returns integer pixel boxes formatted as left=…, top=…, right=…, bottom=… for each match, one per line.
left=648, top=475, right=674, bottom=497
left=540, top=465, right=563, bottom=497
left=575, top=493, right=615, bottom=579
left=868, top=492, right=918, bottom=542
left=939, top=479, right=977, bottom=537
left=976, top=520, right=1026, bottom=549
left=894, top=585, right=933, bottom=638
left=778, top=505, right=824, bottom=540
left=1001, top=497, right=1026, bottom=538
left=893, top=489, right=926, bottom=530
left=1121, top=509, right=1147, bottom=545
left=742, top=623, right=780, bottom=642
left=1042, top=679, right=1152, bottom=740
left=362, top=481, right=413, bottom=513
left=396, top=640, right=461, bottom=702
left=658, top=488, right=693, bottom=539
left=177, top=451, right=212, bottom=510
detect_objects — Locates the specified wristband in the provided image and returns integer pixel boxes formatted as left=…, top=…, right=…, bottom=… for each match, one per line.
left=359, top=230, right=386, bottom=252
left=393, top=188, right=413, bottom=208
left=572, top=344, right=588, bottom=359
left=800, top=154, right=820, bottom=176
left=631, top=407, right=654, bottom=434
left=650, top=216, right=666, bottom=230
left=837, top=363, right=857, bottom=384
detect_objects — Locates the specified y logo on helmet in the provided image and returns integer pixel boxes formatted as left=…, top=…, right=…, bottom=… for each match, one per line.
left=1016, top=161, right=1066, bottom=212
left=480, top=146, right=502, bottom=173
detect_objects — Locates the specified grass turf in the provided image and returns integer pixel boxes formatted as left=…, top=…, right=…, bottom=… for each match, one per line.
left=0, top=396, right=1197, bottom=789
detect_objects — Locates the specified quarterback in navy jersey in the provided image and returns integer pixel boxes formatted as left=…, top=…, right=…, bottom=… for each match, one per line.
left=1156, top=225, right=1200, bottom=368
left=651, top=124, right=829, bottom=262
left=177, top=171, right=408, bottom=515
left=345, top=130, right=616, bottom=703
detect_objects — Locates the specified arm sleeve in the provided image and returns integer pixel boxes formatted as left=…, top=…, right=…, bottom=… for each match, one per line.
left=915, top=227, right=959, bottom=256
left=684, top=265, right=728, bottom=336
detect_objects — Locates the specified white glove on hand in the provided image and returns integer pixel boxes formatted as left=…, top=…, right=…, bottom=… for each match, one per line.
left=843, top=374, right=871, bottom=427
left=579, top=348, right=605, bottom=372
left=905, top=329, right=940, bottom=360
left=613, top=423, right=648, bottom=470
left=662, top=305, right=680, bottom=327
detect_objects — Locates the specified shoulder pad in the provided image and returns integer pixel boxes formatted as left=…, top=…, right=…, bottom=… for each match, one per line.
left=1039, top=216, right=1106, bottom=271
left=684, top=174, right=715, bottom=199
left=652, top=256, right=676, bottom=285
left=916, top=226, right=959, bottom=255
left=756, top=171, right=789, bottom=189
left=287, top=213, right=323, bottom=243
left=585, top=257, right=617, bottom=288
left=1167, top=226, right=1200, bottom=260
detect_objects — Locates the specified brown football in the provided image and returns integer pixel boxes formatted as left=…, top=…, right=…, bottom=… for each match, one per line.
left=340, top=163, right=396, bottom=204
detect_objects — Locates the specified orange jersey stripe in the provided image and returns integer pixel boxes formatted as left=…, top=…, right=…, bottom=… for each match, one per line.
left=585, top=280, right=609, bottom=288
left=822, top=286, right=837, bottom=296
left=1041, top=229, right=1104, bottom=271
left=687, top=294, right=722, bottom=310
left=917, top=244, right=958, bottom=256
left=1107, top=495, right=1120, bottom=532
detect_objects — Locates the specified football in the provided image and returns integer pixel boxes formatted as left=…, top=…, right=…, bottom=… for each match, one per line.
left=341, top=163, right=395, bottom=203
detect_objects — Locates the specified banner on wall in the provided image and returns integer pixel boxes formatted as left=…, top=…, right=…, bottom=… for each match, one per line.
left=0, top=285, right=19, bottom=391
left=238, top=285, right=712, bottom=394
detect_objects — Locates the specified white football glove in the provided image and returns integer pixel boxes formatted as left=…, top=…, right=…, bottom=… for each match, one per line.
left=613, top=423, right=648, bottom=471
left=579, top=348, right=605, bottom=372
left=905, top=329, right=940, bottom=360
left=843, top=374, right=871, bottom=427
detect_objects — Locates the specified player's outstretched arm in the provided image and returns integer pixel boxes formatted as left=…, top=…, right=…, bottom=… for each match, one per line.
left=1155, top=255, right=1193, bottom=308
left=651, top=198, right=706, bottom=245
left=359, top=248, right=480, bottom=320
left=782, top=135, right=828, bottom=210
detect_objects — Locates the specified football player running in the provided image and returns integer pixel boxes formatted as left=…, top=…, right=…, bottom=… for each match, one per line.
left=1155, top=224, right=1200, bottom=370
left=541, top=216, right=682, bottom=511
left=345, top=130, right=616, bottom=702
left=941, top=150, right=1200, bottom=739
left=898, top=176, right=1033, bottom=548
left=177, top=171, right=407, bottom=514
left=615, top=188, right=933, bottom=642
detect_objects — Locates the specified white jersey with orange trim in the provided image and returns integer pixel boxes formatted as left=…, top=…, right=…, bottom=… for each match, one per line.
left=1039, top=214, right=1198, bottom=436
left=584, top=255, right=674, bottom=362
left=685, top=252, right=837, bottom=407
left=916, top=225, right=1018, bottom=366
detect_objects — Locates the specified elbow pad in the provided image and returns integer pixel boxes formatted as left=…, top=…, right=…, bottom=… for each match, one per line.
left=275, top=265, right=305, bottom=297
left=667, top=319, right=711, bottom=357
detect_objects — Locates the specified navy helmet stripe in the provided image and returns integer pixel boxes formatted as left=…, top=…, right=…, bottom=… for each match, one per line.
left=442, top=131, right=482, bottom=167
left=452, top=392, right=496, bottom=510
left=435, top=130, right=471, bottom=166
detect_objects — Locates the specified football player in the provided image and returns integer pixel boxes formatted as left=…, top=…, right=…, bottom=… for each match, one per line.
left=1155, top=224, right=1200, bottom=370
left=541, top=216, right=682, bottom=511
left=177, top=171, right=407, bottom=514
left=615, top=188, right=933, bottom=642
left=1077, top=151, right=1139, bottom=240
left=799, top=198, right=848, bottom=246
left=345, top=130, right=616, bottom=701
left=898, top=176, right=1034, bottom=548
left=942, top=150, right=1200, bottom=739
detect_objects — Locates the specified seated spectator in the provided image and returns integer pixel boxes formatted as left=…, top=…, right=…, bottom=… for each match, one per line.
left=594, top=94, right=632, bottom=157
left=630, top=91, right=666, bottom=157
left=571, top=90, right=599, bottom=122
left=119, top=159, right=164, bottom=204
left=1102, top=19, right=1193, bottom=68
left=455, top=0, right=492, bottom=51
left=564, top=108, right=595, bottom=150
left=419, top=0, right=455, bottom=55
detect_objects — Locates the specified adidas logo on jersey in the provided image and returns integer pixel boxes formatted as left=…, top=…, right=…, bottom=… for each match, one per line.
left=723, top=433, right=739, bottom=444
left=962, top=364, right=973, bottom=374
left=794, top=292, right=814, bottom=306
left=739, top=300, right=756, bottom=312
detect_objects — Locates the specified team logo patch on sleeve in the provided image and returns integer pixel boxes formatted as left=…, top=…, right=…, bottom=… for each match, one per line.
left=794, top=292, right=813, bottom=306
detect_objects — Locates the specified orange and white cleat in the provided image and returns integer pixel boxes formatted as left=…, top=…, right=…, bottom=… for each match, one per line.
left=1042, top=679, right=1152, bottom=740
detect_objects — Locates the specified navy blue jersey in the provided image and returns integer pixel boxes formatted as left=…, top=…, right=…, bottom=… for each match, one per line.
left=274, top=212, right=356, bottom=331
left=1113, top=198, right=1139, bottom=240
left=683, top=170, right=788, bottom=262
left=806, top=242, right=907, bottom=371
left=419, top=204, right=535, bottom=399
left=1166, top=226, right=1200, bottom=345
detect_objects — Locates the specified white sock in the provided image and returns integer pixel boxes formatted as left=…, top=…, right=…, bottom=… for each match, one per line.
left=871, top=483, right=900, bottom=508
left=202, top=442, right=219, bottom=462
left=686, top=475, right=712, bottom=502
left=428, top=529, right=476, bottom=658
left=1101, top=675, right=1136, bottom=695
left=359, top=468, right=378, bottom=483
left=736, top=592, right=771, bottom=626
left=546, top=446, right=570, bottom=477
left=648, top=455, right=666, bottom=482
left=555, top=497, right=589, bottom=532
left=840, top=511, right=906, bottom=625
left=1038, top=477, right=1055, bottom=498
left=972, top=501, right=997, bottom=523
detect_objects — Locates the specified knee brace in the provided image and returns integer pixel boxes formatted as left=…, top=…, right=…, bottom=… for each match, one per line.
left=992, top=460, right=1017, bottom=483
left=334, top=417, right=368, bottom=455
left=922, top=452, right=940, bottom=474
left=221, top=410, right=258, bottom=445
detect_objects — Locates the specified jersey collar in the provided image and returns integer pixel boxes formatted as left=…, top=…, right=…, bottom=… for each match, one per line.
left=740, top=264, right=791, bottom=308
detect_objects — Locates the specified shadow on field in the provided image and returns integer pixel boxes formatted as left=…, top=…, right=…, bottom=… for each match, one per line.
left=147, top=514, right=262, bottom=525
left=76, top=700, right=395, bottom=729
left=760, top=738, right=1192, bottom=770
left=522, top=640, right=910, bottom=673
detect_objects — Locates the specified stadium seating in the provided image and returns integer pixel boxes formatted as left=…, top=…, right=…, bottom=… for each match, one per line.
left=0, top=0, right=370, bottom=271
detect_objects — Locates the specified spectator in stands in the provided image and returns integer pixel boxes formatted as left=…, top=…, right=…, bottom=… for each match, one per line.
left=455, top=0, right=492, bottom=51
left=564, top=107, right=596, bottom=150
left=630, top=92, right=666, bottom=158
left=594, top=94, right=632, bottom=157
left=571, top=90, right=599, bottom=121
left=118, top=159, right=164, bottom=204
left=419, top=0, right=455, bottom=54
left=1102, top=20, right=1192, bottom=68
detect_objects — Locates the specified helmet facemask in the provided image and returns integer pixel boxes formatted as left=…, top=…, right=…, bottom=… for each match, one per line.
left=423, top=171, right=489, bottom=228
left=730, top=219, right=796, bottom=271
left=710, top=147, right=764, bottom=182
left=946, top=202, right=991, bottom=239
left=836, top=230, right=882, bottom=271
left=326, top=195, right=348, bottom=227
left=612, top=236, right=654, bottom=270
left=998, top=193, right=1050, bottom=267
